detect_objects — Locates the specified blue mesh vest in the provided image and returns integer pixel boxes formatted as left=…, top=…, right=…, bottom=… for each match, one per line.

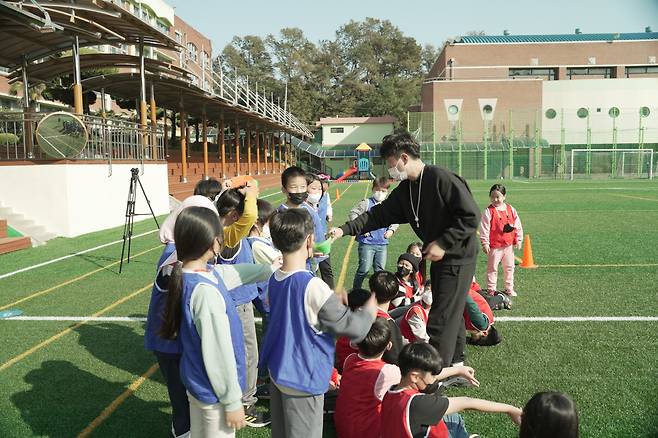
left=318, top=192, right=330, bottom=223
left=356, top=197, right=389, bottom=246
left=144, top=242, right=182, bottom=354
left=259, top=270, right=335, bottom=395
left=246, top=236, right=275, bottom=311
left=218, top=238, right=259, bottom=305
left=179, top=270, right=246, bottom=404
left=277, top=203, right=328, bottom=264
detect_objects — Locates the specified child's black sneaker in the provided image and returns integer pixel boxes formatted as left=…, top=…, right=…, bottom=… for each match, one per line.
left=244, top=405, right=271, bottom=428
left=256, top=383, right=271, bottom=400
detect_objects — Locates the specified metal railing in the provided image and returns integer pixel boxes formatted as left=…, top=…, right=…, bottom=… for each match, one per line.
left=0, top=111, right=165, bottom=167
left=210, top=67, right=313, bottom=138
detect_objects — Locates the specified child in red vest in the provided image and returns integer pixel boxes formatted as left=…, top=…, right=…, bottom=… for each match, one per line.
left=381, top=343, right=521, bottom=438
left=399, top=289, right=433, bottom=343
left=335, top=289, right=373, bottom=373
left=480, top=184, right=523, bottom=296
left=334, top=319, right=402, bottom=438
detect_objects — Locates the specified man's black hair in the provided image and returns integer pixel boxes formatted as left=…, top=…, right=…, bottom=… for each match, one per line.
left=269, top=208, right=314, bottom=253
left=357, top=318, right=392, bottom=358
left=281, top=166, right=306, bottom=188
left=380, top=132, right=421, bottom=160
left=369, top=271, right=399, bottom=304
left=398, top=342, right=443, bottom=376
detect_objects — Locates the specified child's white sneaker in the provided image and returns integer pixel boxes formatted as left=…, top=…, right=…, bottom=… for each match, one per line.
left=506, top=290, right=518, bottom=297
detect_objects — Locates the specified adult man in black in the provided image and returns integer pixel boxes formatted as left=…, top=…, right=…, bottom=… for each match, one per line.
left=329, top=132, right=480, bottom=366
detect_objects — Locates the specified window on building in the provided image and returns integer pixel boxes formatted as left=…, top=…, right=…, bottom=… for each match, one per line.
left=567, top=67, right=613, bottom=79
left=330, top=127, right=344, bottom=133
left=577, top=108, right=589, bottom=119
left=509, top=68, right=556, bottom=80
left=157, top=22, right=169, bottom=35
left=187, top=43, right=198, bottom=63
left=625, top=66, right=658, bottom=77
left=608, top=107, right=620, bottom=118
left=447, top=105, right=459, bottom=115
left=640, top=107, right=651, bottom=118
left=545, top=108, right=557, bottom=119
left=175, top=31, right=182, bottom=44
left=482, top=104, right=493, bottom=114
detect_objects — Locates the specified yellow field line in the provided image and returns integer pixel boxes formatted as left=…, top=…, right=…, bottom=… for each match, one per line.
left=0, top=283, right=152, bottom=372
left=335, top=183, right=371, bottom=290
left=0, top=246, right=161, bottom=312
left=611, top=193, right=658, bottom=203
left=331, top=182, right=355, bottom=205
left=77, top=363, right=160, bottom=438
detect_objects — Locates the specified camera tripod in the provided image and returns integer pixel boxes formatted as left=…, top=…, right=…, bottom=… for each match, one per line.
left=119, top=168, right=160, bottom=273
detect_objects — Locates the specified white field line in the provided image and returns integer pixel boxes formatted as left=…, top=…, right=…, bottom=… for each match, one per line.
left=0, top=229, right=159, bottom=281
left=2, top=316, right=658, bottom=323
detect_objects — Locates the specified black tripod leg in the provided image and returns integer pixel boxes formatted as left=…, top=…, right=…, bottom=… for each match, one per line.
left=119, top=177, right=137, bottom=273
left=136, top=176, right=160, bottom=229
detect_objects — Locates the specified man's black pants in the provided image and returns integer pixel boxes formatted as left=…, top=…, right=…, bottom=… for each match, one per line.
left=426, top=262, right=476, bottom=366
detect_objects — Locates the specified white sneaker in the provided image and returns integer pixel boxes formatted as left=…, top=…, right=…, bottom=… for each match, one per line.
left=507, top=290, right=518, bottom=297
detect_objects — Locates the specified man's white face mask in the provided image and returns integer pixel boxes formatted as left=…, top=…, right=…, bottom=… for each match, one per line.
left=387, top=158, right=408, bottom=181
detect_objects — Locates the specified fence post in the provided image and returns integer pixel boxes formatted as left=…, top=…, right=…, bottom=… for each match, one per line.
left=586, top=109, right=592, bottom=177
left=508, top=109, right=514, bottom=179
left=534, top=109, right=540, bottom=178
left=432, top=112, right=436, bottom=166
left=611, top=115, right=617, bottom=178
left=560, top=109, right=566, bottom=179
left=638, top=113, right=645, bottom=177
left=457, top=118, right=463, bottom=176
left=483, top=118, right=489, bottom=180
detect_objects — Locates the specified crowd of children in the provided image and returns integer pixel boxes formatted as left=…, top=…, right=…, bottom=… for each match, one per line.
left=144, top=164, right=578, bottom=438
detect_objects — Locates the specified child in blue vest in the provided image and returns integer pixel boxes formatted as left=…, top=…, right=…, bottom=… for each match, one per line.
left=349, top=176, right=399, bottom=289
left=277, top=166, right=330, bottom=286
left=306, top=172, right=334, bottom=289
left=216, top=189, right=271, bottom=427
left=260, top=208, right=377, bottom=438
left=159, top=206, right=275, bottom=437
left=146, top=194, right=218, bottom=438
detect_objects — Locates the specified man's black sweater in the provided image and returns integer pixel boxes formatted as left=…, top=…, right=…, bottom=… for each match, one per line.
left=340, top=165, right=480, bottom=265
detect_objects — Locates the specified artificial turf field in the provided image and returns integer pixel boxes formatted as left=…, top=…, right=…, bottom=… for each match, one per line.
left=1, top=178, right=657, bottom=438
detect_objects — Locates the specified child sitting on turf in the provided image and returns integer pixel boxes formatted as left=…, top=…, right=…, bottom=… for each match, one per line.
left=406, top=242, right=426, bottom=287
left=335, top=288, right=373, bottom=373
left=369, top=270, right=405, bottom=365
left=277, top=166, right=331, bottom=286
left=480, top=184, right=523, bottom=297
left=519, top=392, right=579, bottom=438
left=260, top=208, right=377, bottom=438
left=381, top=343, right=522, bottom=438
left=399, top=288, right=433, bottom=343
left=334, top=319, right=402, bottom=438
left=392, top=253, right=423, bottom=309
left=465, top=281, right=502, bottom=347
left=349, top=176, right=399, bottom=289
left=159, top=206, right=277, bottom=436
left=306, top=172, right=334, bottom=289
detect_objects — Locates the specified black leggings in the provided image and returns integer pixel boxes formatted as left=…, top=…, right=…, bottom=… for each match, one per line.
left=154, top=351, right=189, bottom=437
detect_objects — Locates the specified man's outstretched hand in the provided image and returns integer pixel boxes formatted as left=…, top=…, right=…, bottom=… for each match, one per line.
left=327, top=227, right=344, bottom=240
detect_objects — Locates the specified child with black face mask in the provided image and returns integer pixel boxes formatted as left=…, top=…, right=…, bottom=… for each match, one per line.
left=381, top=343, right=520, bottom=438
left=277, top=166, right=330, bottom=285
left=391, top=253, right=423, bottom=309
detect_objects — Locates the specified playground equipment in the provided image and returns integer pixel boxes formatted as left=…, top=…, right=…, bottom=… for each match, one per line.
left=335, top=143, right=374, bottom=181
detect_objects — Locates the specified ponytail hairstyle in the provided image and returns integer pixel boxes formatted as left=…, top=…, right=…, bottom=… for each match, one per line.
left=160, top=206, right=224, bottom=340
left=215, top=188, right=246, bottom=217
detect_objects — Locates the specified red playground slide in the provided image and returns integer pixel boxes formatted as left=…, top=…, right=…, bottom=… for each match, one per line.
left=336, top=166, right=357, bottom=182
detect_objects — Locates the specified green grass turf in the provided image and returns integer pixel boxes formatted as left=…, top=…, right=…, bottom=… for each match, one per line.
left=1, top=179, right=658, bottom=437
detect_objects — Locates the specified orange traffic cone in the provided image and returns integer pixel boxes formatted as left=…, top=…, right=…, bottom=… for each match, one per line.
left=336, top=188, right=341, bottom=200
left=519, top=235, right=538, bottom=268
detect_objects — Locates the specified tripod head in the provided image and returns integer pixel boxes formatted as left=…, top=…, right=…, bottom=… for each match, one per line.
left=130, top=168, right=139, bottom=178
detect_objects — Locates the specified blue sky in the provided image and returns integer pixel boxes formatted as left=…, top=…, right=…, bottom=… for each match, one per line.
left=169, top=0, right=658, bottom=53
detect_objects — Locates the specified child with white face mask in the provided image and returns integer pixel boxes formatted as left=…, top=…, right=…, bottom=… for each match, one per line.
left=349, top=176, right=399, bottom=289
left=305, top=173, right=334, bottom=289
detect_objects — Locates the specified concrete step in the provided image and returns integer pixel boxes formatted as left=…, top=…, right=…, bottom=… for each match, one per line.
left=0, top=205, right=56, bottom=246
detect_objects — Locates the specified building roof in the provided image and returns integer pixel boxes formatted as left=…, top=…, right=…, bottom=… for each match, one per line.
left=455, top=32, right=658, bottom=45
left=316, top=116, right=396, bottom=126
